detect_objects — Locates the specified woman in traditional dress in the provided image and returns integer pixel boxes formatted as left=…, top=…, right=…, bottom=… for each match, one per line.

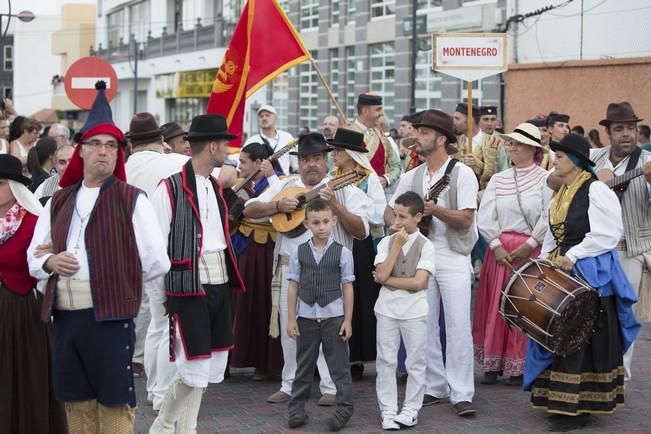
left=230, top=142, right=284, bottom=380
left=525, top=134, right=639, bottom=431
left=473, top=123, right=551, bottom=386
left=328, top=128, right=386, bottom=380
left=0, top=154, right=67, bottom=433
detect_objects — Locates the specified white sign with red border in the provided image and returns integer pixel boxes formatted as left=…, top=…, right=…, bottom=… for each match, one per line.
left=432, top=33, right=508, bottom=82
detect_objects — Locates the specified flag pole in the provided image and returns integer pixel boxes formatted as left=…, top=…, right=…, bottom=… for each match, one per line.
left=309, top=56, right=348, bottom=124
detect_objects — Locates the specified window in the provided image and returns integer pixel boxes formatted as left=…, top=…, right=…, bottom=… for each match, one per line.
left=417, top=0, right=442, bottom=7
left=346, top=0, right=356, bottom=24
left=167, top=98, right=208, bottom=126
left=2, top=87, right=11, bottom=99
left=370, top=0, right=395, bottom=18
left=414, top=38, right=441, bottom=110
left=271, top=72, right=289, bottom=129
left=330, top=48, right=340, bottom=100
left=369, top=42, right=395, bottom=120
left=107, top=8, right=126, bottom=47
left=299, top=51, right=319, bottom=129
left=3, top=46, right=12, bottom=71
left=129, top=1, right=150, bottom=43
left=331, top=0, right=340, bottom=25
left=300, top=0, right=319, bottom=29
left=345, top=46, right=356, bottom=121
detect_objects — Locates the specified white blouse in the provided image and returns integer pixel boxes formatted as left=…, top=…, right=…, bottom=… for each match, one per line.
left=478, top=164, right=551, bottom=249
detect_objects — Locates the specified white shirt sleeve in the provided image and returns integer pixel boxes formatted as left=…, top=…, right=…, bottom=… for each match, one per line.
left=416, top=238, right=435, bottom=275
left=340, top=185, right=370, bottom=239
left=148, top=183, right=174, bottom=304
left=387, top=170, right=413, bottom=208
left=27, top=199, right=54, bottom=283
left=477, top=177, right=500, bottom=248
left=366, top=173, right=388, bottom=225
left=374, top=236, right=390, bottom=266
left=245, top=177, right=291, bottom=206
left=455, top=165, right=479, bottom=211
left=132, top=195, right=171, bottom=283
left=531, top=182, right=553, bottom=246
left=540, top=219, right=556, bottom=258
left=565, top=181, right=623, bottom=263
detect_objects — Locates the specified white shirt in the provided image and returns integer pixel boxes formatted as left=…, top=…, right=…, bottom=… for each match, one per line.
left=245, top=129, right=297, bottom=175
left=389, top=158, right=478, bottom=271
left=27, top=182, right=170, bottom=285
left=246, top=175, right=370, bottom=261
left=374, top=231, right=435, bottom=320
left=357, top=171, right=387, bottom=226
left=540, top=181, right=623, bottom=263
left=125, top=151, right=191, bottom=198
left=478, top=165, right=551, bottom=249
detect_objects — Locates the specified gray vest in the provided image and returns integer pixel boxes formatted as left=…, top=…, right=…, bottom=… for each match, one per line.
left=297, top=241, right=343, bottom=307
left=385, top=235, right=427, bottom=291
left=592, top=147, right=651, bottom=257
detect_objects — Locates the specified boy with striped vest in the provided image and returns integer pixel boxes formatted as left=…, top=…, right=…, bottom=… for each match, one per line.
left=374, top=192, right=435, bottom=430
left=286, top=198, right=355, bottom=431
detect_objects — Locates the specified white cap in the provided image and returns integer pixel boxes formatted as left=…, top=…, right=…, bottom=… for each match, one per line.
left=257, top=104, right=277, bottom=116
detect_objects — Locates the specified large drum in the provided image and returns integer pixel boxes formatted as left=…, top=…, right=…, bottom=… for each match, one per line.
left=499, top=259, right=600, bottom=357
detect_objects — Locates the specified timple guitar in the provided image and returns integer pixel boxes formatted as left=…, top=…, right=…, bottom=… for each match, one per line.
left=596, top=166, right=643, bottom=199
left=270, top=170, right=364, bottom=237
left=417, top=175, right=451, bottom=237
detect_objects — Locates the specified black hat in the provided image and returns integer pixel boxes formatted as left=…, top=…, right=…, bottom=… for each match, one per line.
left=550, top=133, right=595, bottom=167
left=0, top=154, right=31, bottom=185
left=527, top=117, right=546, bottom=128
left=409, top=110, right=426, bottom=125
left=290, top=132, right=333, bottom=156
left=185, top=114, right=237, bottom=141
left=598, top=102, right=643, bottom=127
left=327, top=128, right=367, bottom=153
left=411, top=109, right=457, bottom=143
left=479, top=106, right=498, bottom=117
left=357, top=93, right=382, bottom=106
left=547, top=112, right=570, bottom=126
left=129, top=112, right=164, bottom=145
left=161, top=122, right=186, bottom=141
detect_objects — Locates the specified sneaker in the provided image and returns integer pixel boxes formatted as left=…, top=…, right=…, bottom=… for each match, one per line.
left=324, top=414, right=349, bottom=431
left=318, top=393, right=336, bottom=406
left=394, top=411, right=418, bottom=427
left=422, top=394, right=448, bottom=407
left=288, top=412, right=308, bottom=429
left=267, top=390, right=291, bottom=403
left=453, top=401, right=477, bottom=417
left=381, top=416, right=400, bottom=430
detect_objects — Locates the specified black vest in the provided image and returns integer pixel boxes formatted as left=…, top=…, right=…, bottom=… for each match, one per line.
left=297, top=241, right=343, bottom=307
left=552, top=179, right=593, bottom=256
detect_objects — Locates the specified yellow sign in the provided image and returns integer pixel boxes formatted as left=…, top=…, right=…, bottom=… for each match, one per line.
left=177, top=69, right=219, bottom=98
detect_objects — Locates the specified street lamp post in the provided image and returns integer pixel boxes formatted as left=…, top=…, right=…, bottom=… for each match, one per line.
left=0, top=10, right=36, bottom=45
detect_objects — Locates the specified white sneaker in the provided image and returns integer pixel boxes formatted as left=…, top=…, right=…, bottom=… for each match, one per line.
left=381, top=416, right=400, bottom=430
left=394, top=411, right=418, bottom=427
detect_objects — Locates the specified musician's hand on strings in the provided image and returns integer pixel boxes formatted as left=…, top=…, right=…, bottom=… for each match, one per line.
left=260, top=160, right=275, bottom=178
left=423, top=200, right=437, bottom=217
left=643, top=160, right=651, bottom=183
left=463, top=154, right=475, bottom=167
left=493, top=246, right=512, bottom=268
left=277, top=198, right=299, bottom=213
left=319, top=186, right=339, bottom=205
left=559, top=256, right=574, bottom=272
left=510, top=243, right=534, bottom=265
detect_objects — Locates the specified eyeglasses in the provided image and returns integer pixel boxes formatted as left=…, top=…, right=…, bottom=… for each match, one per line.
left=82, top=140, right=119, bottom=151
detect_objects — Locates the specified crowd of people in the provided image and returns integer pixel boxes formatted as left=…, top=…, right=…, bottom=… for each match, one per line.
left=1, top=80, right=650, bottom=434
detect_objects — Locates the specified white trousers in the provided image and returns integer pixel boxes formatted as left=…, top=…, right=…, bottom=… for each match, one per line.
left=376, top=313, right=427, bottom=418
left=618, top=249, right=645, bottom=381
left=173, top=320, right=228, bottom=389
left=279, top=264, right=336, bottom=395
left=133, top=288, right=150, bottom=364
left=144, top=285, right=177, bottom=409
left=424, top=268, right=475, bottom=404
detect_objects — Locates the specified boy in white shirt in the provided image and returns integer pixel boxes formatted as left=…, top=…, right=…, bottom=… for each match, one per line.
left=373, top=191, right=435, bottom=430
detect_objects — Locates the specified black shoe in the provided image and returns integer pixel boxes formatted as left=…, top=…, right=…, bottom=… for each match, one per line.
left=422, top=394, right=448, bottom=407
left=324, top=414, right=349, bottom=432
left=288, top=412, right=308, bottom=429
left=549, top=414, right=590, bottom=432
left=453, top=401, right=477, bottom=417
left=480, top=371, right=499, bottom=385
left=351, top=363, right=364, bottom=381
left=506, top=375, right=523, bottom=386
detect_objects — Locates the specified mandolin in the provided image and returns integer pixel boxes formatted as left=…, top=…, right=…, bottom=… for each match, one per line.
left=417, top=175, right=451, bottom=237
left=596, top=166, right=643, bottom=200
left=226, top=139, right=298, bottom=230
left=270, top=170, right=364, bottom=237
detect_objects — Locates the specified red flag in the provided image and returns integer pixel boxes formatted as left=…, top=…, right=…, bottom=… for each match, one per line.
left=206, top=0, right=310, bottom=149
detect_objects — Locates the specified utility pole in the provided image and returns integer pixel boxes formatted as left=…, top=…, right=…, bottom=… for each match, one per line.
left=409, top=0, right=417, bottom=114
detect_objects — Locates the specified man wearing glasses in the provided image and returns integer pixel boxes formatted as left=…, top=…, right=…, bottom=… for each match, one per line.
left=28, top=82, right=170, bottom=433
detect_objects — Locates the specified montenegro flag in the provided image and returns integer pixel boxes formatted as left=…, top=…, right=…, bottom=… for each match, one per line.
left=206, top=0, right=310, bottom=149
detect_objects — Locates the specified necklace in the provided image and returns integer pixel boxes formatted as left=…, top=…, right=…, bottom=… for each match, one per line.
left=72, top=204, right=92, bottom=256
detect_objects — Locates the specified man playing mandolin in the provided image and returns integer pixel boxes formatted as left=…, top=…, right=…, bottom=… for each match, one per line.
left=591, top=101, right=651, bottom=381
left=244, top=132, right=370, bottom=406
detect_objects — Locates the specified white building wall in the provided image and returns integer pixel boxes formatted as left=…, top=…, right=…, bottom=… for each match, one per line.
left=508, top=0, right=651, bottom=63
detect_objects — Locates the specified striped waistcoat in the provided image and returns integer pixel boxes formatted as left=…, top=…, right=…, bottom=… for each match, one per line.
left=592, top=147, right=651, bottom=256
left=41, top=177, right=142, bottom=322
left=163, top=160, right=244, bottom=297
left=297, top=241, right=343, bottom=307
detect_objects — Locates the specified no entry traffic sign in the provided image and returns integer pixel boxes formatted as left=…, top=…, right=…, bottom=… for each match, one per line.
left=64, top=56, right=118, bottom=110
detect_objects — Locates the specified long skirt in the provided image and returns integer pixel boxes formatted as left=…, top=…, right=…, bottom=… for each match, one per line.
left=349, top=236, right=380, bottom=364
left=531, top=296, right=624, bottom=415
left=231, top=237, right=283, bottom=376
left=472, top=232, right=539, bottom=376
left=0, top=286, right=67, bottom=434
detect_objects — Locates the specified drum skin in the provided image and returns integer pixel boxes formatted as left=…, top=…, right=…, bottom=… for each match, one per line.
left=499, top=259, right=600, bottom=357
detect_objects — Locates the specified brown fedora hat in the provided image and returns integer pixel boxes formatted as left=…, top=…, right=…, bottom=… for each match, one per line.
left=129, top=112, right=164, bottom=145
left=598, top=102, right=643, bottom=127
left=411, top=109, right=457, bottom=143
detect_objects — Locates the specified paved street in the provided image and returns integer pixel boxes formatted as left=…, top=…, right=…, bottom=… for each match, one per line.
left=134, top=322, right=651, bottom=433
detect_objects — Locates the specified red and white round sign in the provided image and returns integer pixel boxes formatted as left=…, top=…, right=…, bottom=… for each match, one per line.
left=64, top=56, right=118, bottom=110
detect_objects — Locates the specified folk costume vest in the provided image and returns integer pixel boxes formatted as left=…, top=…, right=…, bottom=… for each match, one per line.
left=162, top=160, right=244, bottom=297
left=385, top=235, right=426, bottom=291
left=350, top=121, right=390, bottom=177
left=42, top=176, right=142, bottom=321
left=297, top=241, right=343, bottom=307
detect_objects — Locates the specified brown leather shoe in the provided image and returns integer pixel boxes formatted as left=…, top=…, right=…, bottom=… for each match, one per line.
left=317, top=394, right=336, bottom=407
left=267, top=390, right=291, bottom=403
